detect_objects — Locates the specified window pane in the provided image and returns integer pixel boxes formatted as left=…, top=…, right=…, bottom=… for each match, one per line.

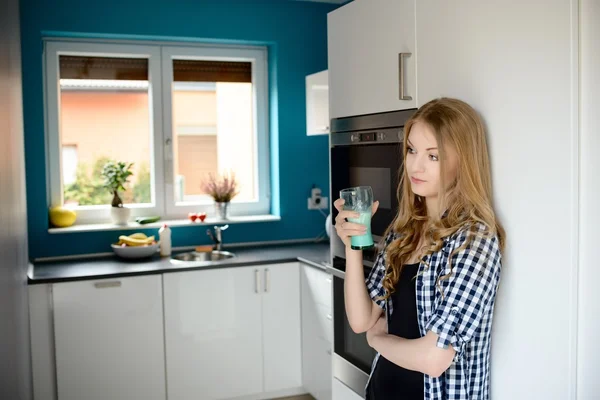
left=171, top=59, right=256, bottom=204
left=61, top=145, right=78, bottom=186
left=59, top=55, right=153, bottom=207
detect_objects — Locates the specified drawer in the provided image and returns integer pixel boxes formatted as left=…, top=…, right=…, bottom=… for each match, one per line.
left=303, top=265, right=333, bottom=309
left=303, top=336, right=332, bottom=400
left=303, top=300, right=333, bottom=344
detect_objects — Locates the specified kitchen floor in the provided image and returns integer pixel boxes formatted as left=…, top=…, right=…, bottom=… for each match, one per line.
left=274, top=396, right=314, bottom=400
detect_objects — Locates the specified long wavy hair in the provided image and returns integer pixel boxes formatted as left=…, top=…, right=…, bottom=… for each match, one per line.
left=381, top=98, right=505, bottom=300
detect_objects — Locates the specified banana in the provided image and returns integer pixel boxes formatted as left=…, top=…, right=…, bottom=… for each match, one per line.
left=129, top=233, right=148, bottom=240
left=118, top=235, right=155, bottom=246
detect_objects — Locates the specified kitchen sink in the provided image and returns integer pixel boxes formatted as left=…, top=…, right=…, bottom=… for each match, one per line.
left=170, top=250, right=236, bottom=265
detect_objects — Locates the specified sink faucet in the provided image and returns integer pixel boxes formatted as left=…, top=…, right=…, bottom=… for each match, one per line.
left=206, top=225, right=229, bottom=251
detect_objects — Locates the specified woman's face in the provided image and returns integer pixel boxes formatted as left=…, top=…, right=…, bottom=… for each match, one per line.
left=405, top=121, right=458, bottom=199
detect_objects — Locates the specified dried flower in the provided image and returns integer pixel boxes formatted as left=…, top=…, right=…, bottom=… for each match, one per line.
left=200, top=171, right=240, bottom=203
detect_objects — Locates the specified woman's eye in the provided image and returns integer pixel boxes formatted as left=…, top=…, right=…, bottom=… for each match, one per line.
left=407, top=147, right=415, bottom=154
left=429, top=154, right=439, bottom=161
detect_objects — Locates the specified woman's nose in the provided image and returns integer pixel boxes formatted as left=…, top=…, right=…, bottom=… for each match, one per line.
left=412, top=154, right=426, bottom=172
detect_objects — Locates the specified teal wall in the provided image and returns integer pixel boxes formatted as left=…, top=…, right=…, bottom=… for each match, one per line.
left=20, top=0, right=336, bottom=259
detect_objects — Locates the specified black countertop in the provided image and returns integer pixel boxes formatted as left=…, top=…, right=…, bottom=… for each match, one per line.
left=28, top=242, right=331, bottom=284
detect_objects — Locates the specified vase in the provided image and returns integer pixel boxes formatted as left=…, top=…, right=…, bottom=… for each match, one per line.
left=214, top=201, right=230, bottom=220
left=110, top=206, right=131, bottom=225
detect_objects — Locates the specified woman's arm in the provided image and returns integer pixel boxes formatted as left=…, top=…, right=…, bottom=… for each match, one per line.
left=367, top=318, right=455, bottom=378
left=344, top=247, right=384, bottom=333
left=366, top=224, right=502, bottom=377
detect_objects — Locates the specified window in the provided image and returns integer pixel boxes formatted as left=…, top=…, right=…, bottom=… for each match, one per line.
left=45, top=40, right=270, bottom=225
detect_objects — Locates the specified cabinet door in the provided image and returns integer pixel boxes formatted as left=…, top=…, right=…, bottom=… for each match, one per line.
left=416, top=2, right=575, bottom=399
left=303, top=335, right=333, bottom=400
left=301, top=266, right=333, bottom=344
left=52, top=275, right=166, bottom=400
left=301, top=265, right=333, bottom=399
left=163, top=267, right=263, bottom=400
left=262, top=263, right=302, bottom=392
left=302, top=264, right=333, bottom=309
left=328, top=0, right=416, bottom=118
left=306, top=70, right=330, bottom=135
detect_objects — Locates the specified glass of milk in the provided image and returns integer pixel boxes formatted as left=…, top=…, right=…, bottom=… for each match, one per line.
left=339, top=186, right=374, bottom=250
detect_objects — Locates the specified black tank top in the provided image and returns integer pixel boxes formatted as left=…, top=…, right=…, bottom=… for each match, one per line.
left=367, top=263, right=424, bottom=400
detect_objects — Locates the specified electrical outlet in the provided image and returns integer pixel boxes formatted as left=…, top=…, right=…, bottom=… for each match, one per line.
left=308, top=186, right=328, bottom=210
left=308, top=196, right=328, bottom=210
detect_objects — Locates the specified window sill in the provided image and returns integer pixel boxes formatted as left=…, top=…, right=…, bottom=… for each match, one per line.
left=48, top=214, right=281, bottom=234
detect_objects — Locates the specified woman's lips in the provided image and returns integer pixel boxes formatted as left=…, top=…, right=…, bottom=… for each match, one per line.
left=410, top=177, right=426, bottom=184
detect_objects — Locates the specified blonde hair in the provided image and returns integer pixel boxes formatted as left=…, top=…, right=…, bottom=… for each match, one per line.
left=381, top=97, right=505, bottom=299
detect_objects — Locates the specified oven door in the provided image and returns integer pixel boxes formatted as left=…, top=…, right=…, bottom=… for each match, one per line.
left=331, top=256, right=378, bottom=398
left=330, top=141, right=402, bottom=260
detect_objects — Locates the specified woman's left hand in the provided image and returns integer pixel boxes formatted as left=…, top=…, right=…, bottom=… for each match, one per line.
left=366, top=315, right=388, bottom=347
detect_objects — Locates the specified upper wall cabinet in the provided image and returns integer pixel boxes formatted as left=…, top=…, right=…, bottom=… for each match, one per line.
left=306, top=70, right=330, bottom=135
left=327, top=0, right=416, bottom=119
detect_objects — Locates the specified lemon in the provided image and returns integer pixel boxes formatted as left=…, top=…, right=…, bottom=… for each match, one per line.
left=49, top=206, right=77, bottom=228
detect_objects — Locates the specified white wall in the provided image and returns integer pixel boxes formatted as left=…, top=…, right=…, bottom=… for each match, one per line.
left=578, top=1, right=600, bottom=398
left=0, top=0, right=33, bottom=398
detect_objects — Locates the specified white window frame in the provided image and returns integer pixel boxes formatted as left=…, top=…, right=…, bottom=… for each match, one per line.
left=161, top=45, right=270, bottom=218
left=45, top=40, right=165, bottom=225
left=44, top=39, right=271, bottom=225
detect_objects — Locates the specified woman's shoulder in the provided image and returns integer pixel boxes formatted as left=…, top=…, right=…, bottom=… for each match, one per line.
left=444, top=221, right=502, bottom=265
left=446, top=221, right=499, bottom=243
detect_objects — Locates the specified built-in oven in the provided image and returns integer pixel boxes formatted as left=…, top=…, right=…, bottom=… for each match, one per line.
left=329, top=109, right=416, bottom=398
left=329, top=109, right=416, bottom=265
left=329, top=257, right=377, bottom=397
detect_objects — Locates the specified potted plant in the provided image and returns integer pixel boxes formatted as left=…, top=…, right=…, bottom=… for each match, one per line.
left=200, top=171, right=239, bottom=220
left=102, top=160, right=134, bottom=225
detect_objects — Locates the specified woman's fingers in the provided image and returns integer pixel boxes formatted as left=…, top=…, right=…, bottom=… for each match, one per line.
left=371, top=200, right=380, bottom=216
left=335, top=210, right=359, bottom=225
left=333, top=198, right=344, bottom=211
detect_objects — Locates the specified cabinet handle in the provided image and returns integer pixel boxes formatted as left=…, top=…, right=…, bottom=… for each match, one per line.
left=264, top=268, right=270, bottom=293
left=326, top=314, right=333, bottom=321
left=325, top=277, right=332, bottom=284
left=398, top=52, right=413, bottom=101
left=326, top=349, right=332, bottom=355
left=255, top=269, right=260, bottom=293
left=94, top=281, right=121, bottom=289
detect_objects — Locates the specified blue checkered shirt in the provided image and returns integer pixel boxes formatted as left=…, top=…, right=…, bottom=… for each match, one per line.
left=365, top=223, right=502, bottom=399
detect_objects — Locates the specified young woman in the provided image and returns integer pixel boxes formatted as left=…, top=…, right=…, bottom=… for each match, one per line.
left=334, top=97, right=505, bottom=400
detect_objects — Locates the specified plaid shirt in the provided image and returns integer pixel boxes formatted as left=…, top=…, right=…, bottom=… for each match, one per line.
left=365, top=222, right=502, bottom=400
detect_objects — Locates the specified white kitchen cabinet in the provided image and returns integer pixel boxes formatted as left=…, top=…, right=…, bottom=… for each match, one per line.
left=301, top=265, right=333, bottom=400
left=52, top=275, right=166, bottom=400
left=263, top=263, right=302, bottom=392
left=163, top=263, right=302, bottom=400
left=414, top=1, right=577, bottom=398
left=327, top=0, right=416, bottom=119
left=306, top=70, right=330, bottom=135
left=304, top=336, right=333, bottom=400
left=332, top=377, right=363, bottom=400
left=163, top=266, right=263, bottom=400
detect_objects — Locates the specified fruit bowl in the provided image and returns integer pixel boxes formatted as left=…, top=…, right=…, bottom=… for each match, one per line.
left=111, top=233, right=159, bottom=259
left=111, top=242, right=159, bottom=259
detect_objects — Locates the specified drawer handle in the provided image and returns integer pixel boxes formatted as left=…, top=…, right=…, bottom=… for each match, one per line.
left=326, top=314, right=333, bottom=321
left=255, top=269, right=260, bottom=293
left=264, top=268, right=270, bottom=293
left=94, top=281, right=121, bottom=289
